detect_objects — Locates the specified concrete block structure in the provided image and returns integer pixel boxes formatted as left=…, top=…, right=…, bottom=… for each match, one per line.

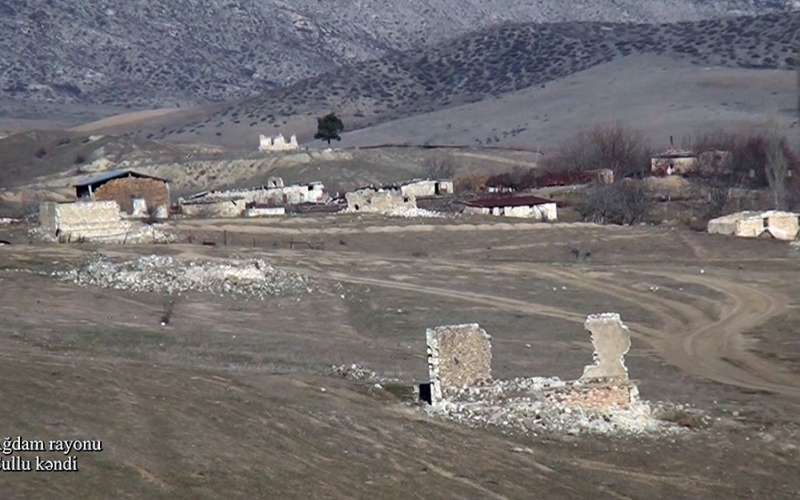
left=708, top=210, right=800, bottom=240
left=426, top=324, right=492, bottom=404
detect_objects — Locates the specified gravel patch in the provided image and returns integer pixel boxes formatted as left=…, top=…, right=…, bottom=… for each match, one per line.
left=52, top=252, right=316, bottom=299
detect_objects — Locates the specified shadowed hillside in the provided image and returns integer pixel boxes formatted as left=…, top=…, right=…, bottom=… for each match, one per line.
left=106, top=12, right=800, bottom=147
left=0, top=1, right=795, bottom=108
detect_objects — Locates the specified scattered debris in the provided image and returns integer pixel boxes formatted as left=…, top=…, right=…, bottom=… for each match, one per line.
left=52, top=253, right=316, bottom=299
left=329, top=364, right=403, bottom=385
left=385, top=207, right=446, bottom=218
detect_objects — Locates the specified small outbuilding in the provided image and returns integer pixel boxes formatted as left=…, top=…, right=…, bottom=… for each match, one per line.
left=708, top=210, right=800, bottom=240
left=463, top=195, right=557, bottom=220
left=74, top=169, right=171, bottom=217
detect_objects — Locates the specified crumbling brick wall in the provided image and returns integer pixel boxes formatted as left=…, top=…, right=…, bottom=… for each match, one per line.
left=93, top=178, right=169, bottom=214
left=427, top=324, right=492, bottom=403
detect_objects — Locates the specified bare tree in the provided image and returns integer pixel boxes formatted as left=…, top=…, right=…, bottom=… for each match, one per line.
left=578, top=181, right=654, bottom=225
left=764, top=116, right=789, bottom=210
left=422, top=153, right=458, bottom=179
left=547, top=123, right=651, bottom=179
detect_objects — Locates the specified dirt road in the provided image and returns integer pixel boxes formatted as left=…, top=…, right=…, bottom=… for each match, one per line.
left=286, top=250, right=800, bottom=399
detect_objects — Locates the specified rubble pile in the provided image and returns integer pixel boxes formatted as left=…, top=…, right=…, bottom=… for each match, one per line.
left=385, top=207, right=446, bottom=218
left=424, top=376, right=692, bottom=437
left=53, top=253, right=316, bottom=298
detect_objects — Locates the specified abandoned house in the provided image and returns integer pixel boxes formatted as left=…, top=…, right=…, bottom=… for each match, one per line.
left=651, top=148, right=732, bottom=177
left=345, top=186, right=416, bottom=213
left=400, top=179, right=454, bottom=198
left=708, top=210, right=800, bottom=240
left=74, top=169, right=170, bottom=217
left=178, top=179, right=328, bottom=218
left=463, top=195, right=557, bottom=221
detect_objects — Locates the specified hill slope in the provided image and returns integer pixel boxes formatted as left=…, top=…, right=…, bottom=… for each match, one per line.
left=110, top=12, right=800, bottom=147
left=0, top=0, right=797, bottom=108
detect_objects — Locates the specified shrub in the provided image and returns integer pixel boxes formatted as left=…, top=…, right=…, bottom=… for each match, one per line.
left=422, top=153, right=458, bottom=179
left=453, top=171, right=489, bottom=193
left=545, top=123, right=651, bottom=179
left=577, top=180, right=654, bottom=225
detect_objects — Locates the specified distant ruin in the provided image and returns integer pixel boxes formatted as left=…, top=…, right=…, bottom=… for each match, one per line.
left=259, top=133, right=299, bottom=152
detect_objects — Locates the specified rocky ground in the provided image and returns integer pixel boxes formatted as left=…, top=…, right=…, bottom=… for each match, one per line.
left=1, top=1, right=795, bottom=108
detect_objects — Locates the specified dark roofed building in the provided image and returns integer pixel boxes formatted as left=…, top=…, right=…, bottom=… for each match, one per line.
left=463, top=195, right=557, bottom=221
left=75, top=169, right=171, bottom=216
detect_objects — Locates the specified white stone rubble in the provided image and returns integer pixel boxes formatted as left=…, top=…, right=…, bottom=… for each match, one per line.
left=52, top=253, right=316, bottom=298
left=423, top=376, right=703, bottom=437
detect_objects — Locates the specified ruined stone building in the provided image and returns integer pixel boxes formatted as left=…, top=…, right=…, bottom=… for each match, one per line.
left=74, top=169, right=171, bottom=217
left=39, top=201, right=132, bottom=242
left=399, top=179, right=454, bottom=197
left=708, top=210, right=800, bottom=240
left=178, top=179, right=328, bottom=218
left=463, top=195, right=557, bottom=220
left=344, top=186, right=416, bottom=213
left=259, top=133, right=299, bottom=152
left=651, top=149, right=732, bottom=177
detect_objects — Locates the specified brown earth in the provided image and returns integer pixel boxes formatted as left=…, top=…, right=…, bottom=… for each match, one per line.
left=0, top=217, right=799, bottom=499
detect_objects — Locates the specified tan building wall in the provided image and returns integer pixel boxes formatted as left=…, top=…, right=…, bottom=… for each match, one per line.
left=708, top=211, right=800, bottom=240
left=401, top=180, right=454, bottom=198
left=92, top=177, right=169, bottom=215
left=426, top=324, right=492, bottom=404
left=345, top=189, right=416, bottom=213
left=38, top=201, right=132, bottom=241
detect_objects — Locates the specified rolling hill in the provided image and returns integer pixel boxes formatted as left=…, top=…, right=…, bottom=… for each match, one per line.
left=89, top=11, right=800, bottom=148
left=0, top=0, right=796, bottom=108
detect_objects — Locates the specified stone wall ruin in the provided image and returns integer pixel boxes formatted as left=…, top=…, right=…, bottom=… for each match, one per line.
left=259, top=133, right=299, bottom=152
left=422, top=312, right=638, bottom=411
left=345, top=188, right=416, bottom=213
left=426, top=324, right=492, bottom=404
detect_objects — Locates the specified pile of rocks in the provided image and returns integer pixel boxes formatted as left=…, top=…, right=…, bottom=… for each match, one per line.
left=53, top=252, right=316, bottom=299
left=424, top=376, right=700, bottom=437
left=385, top=207, right=446, bottom=218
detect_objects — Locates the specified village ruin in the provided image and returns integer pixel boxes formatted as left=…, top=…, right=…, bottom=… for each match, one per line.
left=259, top=133, right=299, bottom=152
left=708, top=210, right=800, bottom=240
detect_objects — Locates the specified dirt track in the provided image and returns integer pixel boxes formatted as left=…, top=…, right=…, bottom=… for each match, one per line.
left=277, top=249, right=800, bottom=399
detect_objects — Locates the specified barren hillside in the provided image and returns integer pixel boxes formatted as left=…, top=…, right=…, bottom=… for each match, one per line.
left=0, top=0, right=796, bottom=108
left=102, top=11, right=800, bottom=148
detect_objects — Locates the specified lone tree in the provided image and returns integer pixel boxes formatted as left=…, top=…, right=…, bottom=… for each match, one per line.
left=315, top=113, right=344, bottom=144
